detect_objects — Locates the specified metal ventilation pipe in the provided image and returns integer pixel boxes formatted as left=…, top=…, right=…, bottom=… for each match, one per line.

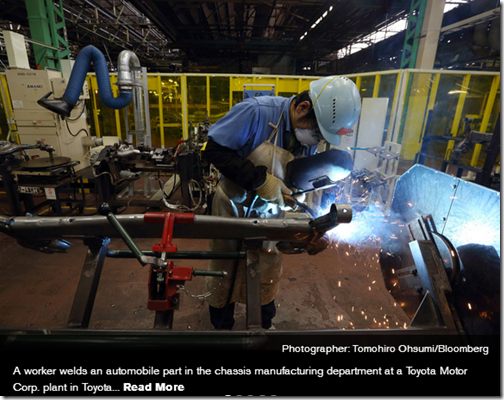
left=117, top=50, right=145, bottom=144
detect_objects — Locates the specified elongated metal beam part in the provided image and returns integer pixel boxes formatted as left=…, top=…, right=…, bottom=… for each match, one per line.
left=0, top=215, right=307, bottom=242
left=0, top=204, right=350, bottom=244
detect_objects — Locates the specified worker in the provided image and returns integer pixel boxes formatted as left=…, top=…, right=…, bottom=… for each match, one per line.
left=202, top=75, right=361, bottom=330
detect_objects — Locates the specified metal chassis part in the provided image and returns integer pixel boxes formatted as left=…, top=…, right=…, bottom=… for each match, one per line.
left=0, top=205, right=349, bottom=331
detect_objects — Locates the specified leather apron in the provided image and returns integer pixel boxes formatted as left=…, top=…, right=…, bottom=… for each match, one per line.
left=204, top=113, right=295, bottom=308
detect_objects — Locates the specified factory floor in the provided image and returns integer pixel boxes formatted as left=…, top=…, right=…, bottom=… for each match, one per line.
left=0, top=183, right=411, bottom=333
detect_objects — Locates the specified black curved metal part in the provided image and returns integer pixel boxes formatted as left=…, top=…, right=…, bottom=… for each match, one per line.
left=309, top=203, right=352, bottom=233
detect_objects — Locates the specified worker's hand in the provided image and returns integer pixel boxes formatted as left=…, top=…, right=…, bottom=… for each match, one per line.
left=306, top=234, right=331, bottom=255
left=256, top=173, right=292, bottom=208
left=276, top=234, right=331, bottom=255
left=293, top=191, right=306, bottom=203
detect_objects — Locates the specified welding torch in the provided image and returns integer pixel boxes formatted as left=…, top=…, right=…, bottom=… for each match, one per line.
left=282, top=194, right=317, bottom=217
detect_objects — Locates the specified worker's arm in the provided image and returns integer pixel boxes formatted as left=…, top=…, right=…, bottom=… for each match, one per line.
left=202, top=137, right=267, bottom=191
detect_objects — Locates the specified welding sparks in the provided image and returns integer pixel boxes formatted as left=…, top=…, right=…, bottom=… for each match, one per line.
left=452, top=219, right=500, bottom=251
left=315, top=191, right=413, bottom=332
left=319, top=200, right=405, bottom=254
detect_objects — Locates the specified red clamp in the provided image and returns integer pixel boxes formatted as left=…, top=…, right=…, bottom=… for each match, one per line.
left=148, top=260, right=194, bottom=311
left=144, top=212, right=195, bottom=311
left=144, top=212, right=194, bottom=253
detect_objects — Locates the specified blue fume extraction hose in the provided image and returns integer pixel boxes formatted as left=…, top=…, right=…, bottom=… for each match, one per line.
left=64, top=45, right=132, bottom=109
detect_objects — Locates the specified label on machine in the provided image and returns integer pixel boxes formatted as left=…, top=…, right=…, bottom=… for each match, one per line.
left=18, top=186, right=42, bottom=195
left=44, top=188, right=57, bottom=200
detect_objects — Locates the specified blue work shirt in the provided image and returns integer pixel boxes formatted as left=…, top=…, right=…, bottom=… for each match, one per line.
left=208, top=96, right=317, bottom=159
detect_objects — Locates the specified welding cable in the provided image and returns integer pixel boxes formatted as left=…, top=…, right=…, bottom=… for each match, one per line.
left=158, top=150, right=186, bottom=210
left=295, top=201, right=317, bottom=218
left=160, top=178, right=203, bottom=212
left=187, top=179, right=204, bottom=210
left=158, top=171, right=177, bottom=200
left=245, top=194, right=259, bottom=218
left=65, top=118, right=90, bottom=137
left=65, top=101, right=86, bottom=122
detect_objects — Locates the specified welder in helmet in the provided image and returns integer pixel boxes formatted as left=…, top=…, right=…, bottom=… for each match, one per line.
left=202, top=76, right=361, bottom=330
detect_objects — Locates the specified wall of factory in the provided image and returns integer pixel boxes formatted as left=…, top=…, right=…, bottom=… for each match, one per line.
left=396, top=70, right=500, bottom=169
left=0, top=69, right=499, bottom=171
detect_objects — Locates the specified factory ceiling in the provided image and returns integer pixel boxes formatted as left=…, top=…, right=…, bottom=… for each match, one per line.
left=126, top=0, right=413, bottom=73
left=0, top=0, right=411, bottom=73
left=0, top=0, right=500, bottom=74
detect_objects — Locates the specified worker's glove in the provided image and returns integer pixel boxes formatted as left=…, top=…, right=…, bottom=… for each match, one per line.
left=256, top=173, right=292, bottom=208
left=305, top=234, right=331, bottom=256
left=276, top=234, right=331, bottom=256
left=293, top=191, right=306, bottom=204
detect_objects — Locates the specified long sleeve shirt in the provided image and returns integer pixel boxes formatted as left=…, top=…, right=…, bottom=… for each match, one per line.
left=203, top=96, right=317, bottom=191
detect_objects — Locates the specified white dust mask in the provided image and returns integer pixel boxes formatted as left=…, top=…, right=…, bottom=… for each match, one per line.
left=294, top=128, right=321, bottom=147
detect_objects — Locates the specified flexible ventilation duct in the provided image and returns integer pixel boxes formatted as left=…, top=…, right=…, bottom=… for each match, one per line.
left=38, top=45, right=141, bottom=117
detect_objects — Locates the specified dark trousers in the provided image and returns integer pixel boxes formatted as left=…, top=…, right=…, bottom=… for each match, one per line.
left=209, top=300, right=276, bottom=330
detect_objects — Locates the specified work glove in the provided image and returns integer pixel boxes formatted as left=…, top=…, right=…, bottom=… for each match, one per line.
left=293, top=191, right=306, bottom=203
left=256, top=173, right=292, bottom=208
left=276, top=234, right=331, bottom=256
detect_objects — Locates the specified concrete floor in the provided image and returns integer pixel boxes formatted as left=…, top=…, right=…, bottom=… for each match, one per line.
left=0, top=189, right=411, bottom=333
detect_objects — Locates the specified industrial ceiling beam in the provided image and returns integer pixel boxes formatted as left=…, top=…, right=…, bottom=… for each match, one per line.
left=128, top=0, right=182, bottom=41
left=147, top=0, right=322, bottom=5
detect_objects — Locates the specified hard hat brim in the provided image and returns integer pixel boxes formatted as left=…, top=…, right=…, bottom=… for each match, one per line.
left=319, top=124, right=342, bottom=146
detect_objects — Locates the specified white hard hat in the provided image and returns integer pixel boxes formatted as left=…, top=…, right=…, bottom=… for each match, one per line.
left=310, top=76, right=361, bottom=146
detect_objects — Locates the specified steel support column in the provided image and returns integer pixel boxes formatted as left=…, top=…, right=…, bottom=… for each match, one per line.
left=244, top=239, right=263, bottom=330
left=67, top=237, right=111, bottom=328
left=25, top=0, right=69, bottom=70
left=414, top=0, right=446, bottom=69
